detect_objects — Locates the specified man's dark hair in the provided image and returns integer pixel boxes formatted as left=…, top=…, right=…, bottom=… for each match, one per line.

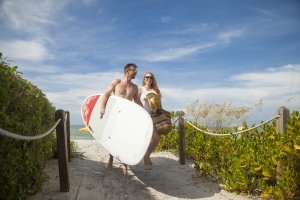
left=124, top=63, right=137, bottom=73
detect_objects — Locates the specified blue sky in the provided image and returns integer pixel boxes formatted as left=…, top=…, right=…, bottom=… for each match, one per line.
left=1, top=0, right=299, bottom=125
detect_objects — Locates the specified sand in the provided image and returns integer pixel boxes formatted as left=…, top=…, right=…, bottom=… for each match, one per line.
left=28, top=140, right=260, bottom=200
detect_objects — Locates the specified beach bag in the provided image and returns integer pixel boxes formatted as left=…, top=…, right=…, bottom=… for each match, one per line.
left=146, top=93, right=172, bottom=135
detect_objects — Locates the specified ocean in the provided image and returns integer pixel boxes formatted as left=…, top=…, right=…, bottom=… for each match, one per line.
left=70, top=125, right=94, bottom=140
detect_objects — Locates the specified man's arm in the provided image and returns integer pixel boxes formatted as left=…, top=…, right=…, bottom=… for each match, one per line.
left=133, top=86, right=143, bottom=107
left=100, top=79, right=119, bottom=116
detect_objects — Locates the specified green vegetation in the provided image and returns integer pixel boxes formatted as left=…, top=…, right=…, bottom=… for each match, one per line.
left=0, top=52, right=57, bottom=199
left=157, top=109, right=300, bottom=199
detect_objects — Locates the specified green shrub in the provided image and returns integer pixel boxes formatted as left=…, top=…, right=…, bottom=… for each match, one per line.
left=156, top=129, right=179, bottom=151
left=258, top=111, right=300, bottom=199
left=0, top=53, right=57, bottom=199
left=158, top=110, right=300, bottom=199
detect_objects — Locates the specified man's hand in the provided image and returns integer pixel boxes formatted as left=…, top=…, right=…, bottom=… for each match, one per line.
left=100, top=108, right=105, bottom=118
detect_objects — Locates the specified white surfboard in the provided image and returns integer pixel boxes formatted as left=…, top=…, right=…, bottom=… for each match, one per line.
left=81, top=94, right=153, bottom=165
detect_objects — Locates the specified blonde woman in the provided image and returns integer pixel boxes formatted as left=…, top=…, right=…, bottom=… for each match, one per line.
left=138, top=72, right=162, bottom=170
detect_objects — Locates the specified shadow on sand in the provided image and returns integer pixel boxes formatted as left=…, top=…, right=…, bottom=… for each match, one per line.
left=29, top=154, right=222, bottom=200
left=130, top=156, right=221, bottom=199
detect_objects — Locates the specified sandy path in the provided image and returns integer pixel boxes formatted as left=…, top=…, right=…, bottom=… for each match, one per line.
left=29, top=140, right=258, bottom=200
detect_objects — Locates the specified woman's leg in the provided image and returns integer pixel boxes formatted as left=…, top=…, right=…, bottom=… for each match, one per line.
left=144, top=128, right=161, bottom=169
left=148, top=128, right=161, bottom=156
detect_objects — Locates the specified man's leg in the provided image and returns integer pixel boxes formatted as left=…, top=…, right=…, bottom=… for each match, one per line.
left=144, top=128, right=161, bottom=169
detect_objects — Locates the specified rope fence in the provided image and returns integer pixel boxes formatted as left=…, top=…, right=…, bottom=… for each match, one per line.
left=0, top=109, right=71, bottom=192
left=183, top=115, right=280, bottom=136
left=0, top=119, right=61, bottom=140
left=1, top=106, right=291, bottom=191
left=177, top=106, right=290, bottom=165
left=0, top=112, right=68, bottom=140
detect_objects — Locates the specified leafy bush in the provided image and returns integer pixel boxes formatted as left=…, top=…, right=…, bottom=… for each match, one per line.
left=158, top=109, right=300, bottom=199
left=0, top=53, right=57, bottom=199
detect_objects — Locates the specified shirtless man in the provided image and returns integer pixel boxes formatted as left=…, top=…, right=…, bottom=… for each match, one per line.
left=100, top=63, right=143, bottom=177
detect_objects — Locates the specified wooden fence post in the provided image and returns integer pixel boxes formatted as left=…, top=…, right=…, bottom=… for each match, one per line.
left=276, top=106, right=290, bottom=184
left=55, top=110, right=70, bottom=192
left=276, top=106, right=290, bottom=134
left=179, top=111, right=185, bottom=165
left=66, top=111, right=71, bottom=162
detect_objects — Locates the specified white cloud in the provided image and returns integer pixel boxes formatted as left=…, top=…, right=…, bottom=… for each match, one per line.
left=159, top=64, right=300, bottom=125
left=217, top=28, right=245, bottom=43
left=175, top=23, right=210, bottom=34
left=143, top=43, right=217, bottom=62
left=267, top=64, right=300, bottom=72
left=83, top=0, right=96, bottom=6
left=253, top=8, right=278, bottom=18
left=28, top=71, right=124, bottom=92
left=229, top=64, right=300, bottom=88
left=1, top=0, right=67, bottom=31
left=161, top=16, right=171, bottom=23
left=138, top=25, right=244, bottom=62
left=98, top=8, right=104, bottom=14
left=0, top=40, right=51, bottom=61
left=18, top=63, right=61, bottom=73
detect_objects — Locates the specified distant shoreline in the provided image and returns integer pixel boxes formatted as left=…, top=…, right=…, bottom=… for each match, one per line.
left=70, top=125, right=94, bottom=140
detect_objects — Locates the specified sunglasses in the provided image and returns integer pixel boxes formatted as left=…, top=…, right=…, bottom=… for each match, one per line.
left=145, top=76, right=153, bottom=79
left=129, top=69, right=138, bottom=73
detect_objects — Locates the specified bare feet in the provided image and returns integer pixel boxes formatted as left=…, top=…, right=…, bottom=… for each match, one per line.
left=144, top=164, right=152, bottom=170
left=144, top=157, right=152, bottom=170
left=122, top=165, right=128, bottom=177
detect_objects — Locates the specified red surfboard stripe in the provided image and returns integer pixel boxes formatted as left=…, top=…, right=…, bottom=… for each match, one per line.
left=81, top=95, right=100, bottom=126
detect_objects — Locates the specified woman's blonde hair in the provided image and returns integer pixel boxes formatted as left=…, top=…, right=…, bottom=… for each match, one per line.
left=142, top=72, right=162, bottom=99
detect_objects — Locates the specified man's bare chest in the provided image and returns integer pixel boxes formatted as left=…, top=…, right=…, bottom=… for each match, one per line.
left=115, top=83, right=136, bottom=98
